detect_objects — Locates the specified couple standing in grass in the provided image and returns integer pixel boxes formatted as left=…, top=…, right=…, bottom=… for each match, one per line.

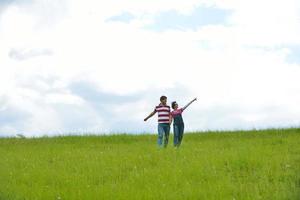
left=144, top=96, right=197, bottom=147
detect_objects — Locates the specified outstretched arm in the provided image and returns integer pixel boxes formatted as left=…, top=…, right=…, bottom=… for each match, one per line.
left=144, top=110, right=157, bottom=121
left=182, top=97, right=197, bottom=111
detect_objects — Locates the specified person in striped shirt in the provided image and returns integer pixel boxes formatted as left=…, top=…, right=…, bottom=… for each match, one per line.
left=144, top=96, right=171, bottom=147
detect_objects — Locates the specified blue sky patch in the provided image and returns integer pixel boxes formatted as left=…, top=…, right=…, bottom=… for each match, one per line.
left=106, top=12, right=135, bottom=23
left=0, top=0, right=31, bottom=7
left=146, top=6, right=232, bottom=31
left=286, top=45, right=300, bottom=64
left=0, top=0, right=15, bottom=6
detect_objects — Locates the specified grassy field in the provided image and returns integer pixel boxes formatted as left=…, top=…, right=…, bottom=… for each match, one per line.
left=0, top=129, right=299, bottom=200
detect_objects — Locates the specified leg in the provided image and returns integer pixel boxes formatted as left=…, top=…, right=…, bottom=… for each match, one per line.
left=178, top=124, right=185, bottom=146
left=163, top=124, right=170, bottom=147
left=157, top=124, right=164, bottom=147
left=173, top=124, right=179, bottom=147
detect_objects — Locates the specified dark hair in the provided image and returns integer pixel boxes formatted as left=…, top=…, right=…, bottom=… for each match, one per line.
left=160, top=95, right=167, bottom=102
left=171, top=101, right=177, bottom=109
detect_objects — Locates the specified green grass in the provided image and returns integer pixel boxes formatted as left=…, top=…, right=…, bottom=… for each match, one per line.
left=0, top=128, right=300, bottom=200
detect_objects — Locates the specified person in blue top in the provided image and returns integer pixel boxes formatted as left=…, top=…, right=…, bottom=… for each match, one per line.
left=170, top=97, right=197, bottom=147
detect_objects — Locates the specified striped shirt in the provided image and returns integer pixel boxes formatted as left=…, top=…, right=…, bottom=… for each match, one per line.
left=155, top=104, right=171, bottom=124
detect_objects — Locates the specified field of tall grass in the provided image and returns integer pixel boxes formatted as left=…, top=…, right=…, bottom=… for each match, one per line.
left=0, top=128, right=299, bottom=199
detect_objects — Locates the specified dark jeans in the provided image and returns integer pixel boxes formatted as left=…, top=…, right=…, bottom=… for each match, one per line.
left=157, top=123, right=170, bottom=147
left=173, top=123, right=184, bottom=147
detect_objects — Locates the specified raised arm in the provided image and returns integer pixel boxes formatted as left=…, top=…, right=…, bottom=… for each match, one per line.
left=182, top=97, right=197, bottom=111
left=144, top=110, right=157, bottom=121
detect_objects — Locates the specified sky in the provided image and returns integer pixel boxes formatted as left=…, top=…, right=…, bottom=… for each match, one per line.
left=1, top=0, right=300, bottom=137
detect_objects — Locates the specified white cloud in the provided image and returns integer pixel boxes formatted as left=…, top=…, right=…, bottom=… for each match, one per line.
left=1, top=0, right=300, bottom=136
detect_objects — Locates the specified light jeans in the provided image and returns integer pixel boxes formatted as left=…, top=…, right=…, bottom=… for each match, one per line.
left=157, top=123, right=170, bottom=147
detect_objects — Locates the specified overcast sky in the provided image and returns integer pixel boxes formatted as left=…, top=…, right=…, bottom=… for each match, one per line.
left=1, top=0, right=300, bottom=137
